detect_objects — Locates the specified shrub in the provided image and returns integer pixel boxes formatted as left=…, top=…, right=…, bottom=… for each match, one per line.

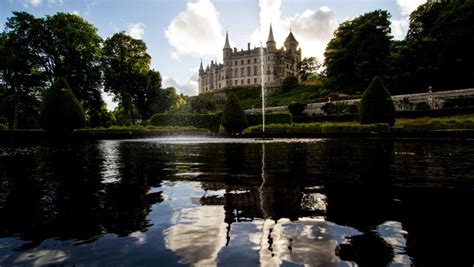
left=359, top=77, right=396, bottom=126
left=225, top=85, right=261, bottom=100
left=281, top=75, right=298, bottom=92
left=0, top=124, right=7, bottom=130
left=443, top=96, right=474, bottom=109
left=221, top=92, right=248, bottom=134
left=246, top=113, right=293, bottom=126
left=149, top=113, right=221, bottom=133
left=40, top=78, right=85, bottom=131
left=415, top=101, right=431, bottom=111
left=288, top=102, right=307, bottom=116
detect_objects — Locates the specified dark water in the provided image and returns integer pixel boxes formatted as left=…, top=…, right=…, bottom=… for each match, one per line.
left=0, top=137, right=473, bottom=266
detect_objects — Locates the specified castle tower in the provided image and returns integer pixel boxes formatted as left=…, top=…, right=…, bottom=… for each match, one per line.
left=284, top=30, right=299, bottom=53
left=266, top=24, right=276, bottom=52
left=223, top=31, right=232, bottom=59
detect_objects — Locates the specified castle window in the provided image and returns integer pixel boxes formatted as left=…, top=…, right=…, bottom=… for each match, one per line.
left=241, top=67, right=244, bottom=77
left=241, top=79, right=244, bottom=85
left=247, top=66, right=250, bottom=76
left=247, top=59, right=250, bottom=64
left=247, top=79, right=250, bottom=84
left=254, top=78, right=257, bottom=84
left=254, top=58, right=257, bottom=63
left=254, top=66, right=257, bottom=75
left=234, top=69, right=238, bottom=77
left=219, top=83, right=221, bottom=88
left=235, top=61, right=238, bottom=65
left=241, top=60, right=244, bottom=65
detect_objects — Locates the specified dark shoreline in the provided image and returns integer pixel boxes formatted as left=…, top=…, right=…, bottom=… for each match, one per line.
left=1, top=128, right=474, bottom=143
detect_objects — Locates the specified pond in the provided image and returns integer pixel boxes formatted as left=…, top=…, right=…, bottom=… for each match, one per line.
left=0, top=137, right=473, bottom=266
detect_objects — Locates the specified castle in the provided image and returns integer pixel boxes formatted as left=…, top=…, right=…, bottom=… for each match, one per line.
left=198, top=25, right=301, bottom=94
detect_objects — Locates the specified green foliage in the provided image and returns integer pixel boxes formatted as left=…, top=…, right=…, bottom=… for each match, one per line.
left=293, top=114, right=359, bottom=123
left=322, top=101, right=359, bottom=115
left=297, top=57, right=321, bottom=81
left=102, top=32, right=151, bottom=124
left=224, top=85, right=261, bottom=101
left=188, top=93, right=218, bottom=113
left=246, top=113, right=293, bottom=126
left=221, top=92, right=248, bottom=134
left=415, top=101, right=431, bottom=110
left=288, top=103, right=307, bottom=116
left=324, top=10, right=392, bottom=94
left=443, top=96, right=474, bottom=109
left=40, top=78, right=85, bottom=131
left=149, top=113, right=221, bottom=133
left=281, top=75, right=298, bottom=92
left=359, top=77, right=396, bottom=126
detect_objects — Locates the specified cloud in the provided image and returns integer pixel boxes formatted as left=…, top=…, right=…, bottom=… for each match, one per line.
left=391, top=0, right=426, bottom=40
left=162, top=69, right=199, bottom=96
left=390, top=18, right=409, bottom=40
left=31, top=0, right=41, bottom=6
left=102, top=91, right=118, bottom=111
left=127, top=23, right=146, bottom=40
left=70, top=10, right=80, bottom=16
left=252, top=0, right=337, bottom=61
left=396, top=0, right=427, bottom=16
left=165, top=0, right=224, bottom=60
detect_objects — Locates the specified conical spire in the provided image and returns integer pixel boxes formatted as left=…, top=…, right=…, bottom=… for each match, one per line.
left=199, top=59, right=204, bottom=71
left=266, top=24, right=275, bottom=44
left=223, top=31, right=231, bottom=50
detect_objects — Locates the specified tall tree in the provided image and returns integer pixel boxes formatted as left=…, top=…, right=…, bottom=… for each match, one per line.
left=0, top=12, right=45, bottom=129
left=297, top=57, right=321, bottom=81
left=42, top=13, right=105, bottom=127
left=392, top=0, right=474, bottom=92
left=102, top=32, right=151, bottom=124
left=324, top=10, right=392, bottom=94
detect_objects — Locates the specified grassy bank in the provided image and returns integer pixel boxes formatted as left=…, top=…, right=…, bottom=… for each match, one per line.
left=245, top=114, right=474, bottom=137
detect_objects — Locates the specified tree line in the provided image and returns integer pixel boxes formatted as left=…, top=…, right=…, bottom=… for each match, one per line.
left=323, top=0, right=474, bottom=95
left=0, top=12, right=184, bottom=129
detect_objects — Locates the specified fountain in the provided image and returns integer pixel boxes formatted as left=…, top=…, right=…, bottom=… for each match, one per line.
left=256, top=40, right=273, bottom=140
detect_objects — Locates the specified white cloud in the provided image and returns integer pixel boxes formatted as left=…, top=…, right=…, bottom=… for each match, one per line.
left=390, top=18, right=409, bottom=40
left=391, top=0, right=426, bottom=40
left=30, top=0, right=42, bottom=6
left=162, top=69, right=199, bottom=96
left=102, top=91, right=118, bottom=111
left=396, top=0, right=427, bottom=16
left=127, top=23, right=146, bottom=40
left=70, top=10, right=80, bottom=16
left=252, top=0, right=337, bottom=61
left=165, top=0, right=224, bottom=60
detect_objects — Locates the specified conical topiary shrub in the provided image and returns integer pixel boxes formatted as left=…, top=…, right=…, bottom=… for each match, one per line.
left=41, top=77, right=85, bottom=131
left=359, top=76, right=396, bottom=126
left=221, top=91, right=248, bottom=134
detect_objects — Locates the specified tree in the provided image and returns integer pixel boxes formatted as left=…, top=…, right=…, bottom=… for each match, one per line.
left=221, top=92, right=247, bottom=134
left=42, top=13, right=105, bottom=127
left=189, top=93, right=217, bottom=113
left=0, top=12, right=46, bottom=129
left=281, top=75, right=298, bottom=92
left=297, top=57, right=321, bottom=81
left=359, top=76, right=395, bottom=126
left=41, top=78, right=85, bottom=131
left=391, top=0, right=474, bottom=92
left=324, top=10, right=392, bottom=94
left=102, top=32, right=151, bottom=124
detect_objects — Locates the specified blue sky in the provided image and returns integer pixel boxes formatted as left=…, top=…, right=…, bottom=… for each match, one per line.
left=1, top=0, right=426, bottom=108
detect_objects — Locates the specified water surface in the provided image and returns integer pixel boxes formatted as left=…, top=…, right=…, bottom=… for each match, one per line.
left=0, top=137, right=473, bottom=266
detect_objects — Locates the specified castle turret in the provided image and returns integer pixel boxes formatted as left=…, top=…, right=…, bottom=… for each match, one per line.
left=284, top=30, right=299, bottom=53
left=223, top=31, right=232, bottom=59
left=199, top=59, right=204, bottom=75
left=266, top=24, right=276, bottom=52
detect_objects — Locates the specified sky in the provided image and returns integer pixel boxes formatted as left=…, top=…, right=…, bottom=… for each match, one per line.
left=1, top=0, right=426, bottom=109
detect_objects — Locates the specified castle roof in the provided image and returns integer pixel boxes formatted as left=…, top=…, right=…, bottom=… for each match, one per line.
left=266, top=24, right=275, bottom=43
left=223, top=31, right=231, bottom=49
left=285, top=31, right=298, bottom=44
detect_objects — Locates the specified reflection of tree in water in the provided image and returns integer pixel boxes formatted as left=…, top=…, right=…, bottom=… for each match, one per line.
left=0, top=141, right=165, bottom=248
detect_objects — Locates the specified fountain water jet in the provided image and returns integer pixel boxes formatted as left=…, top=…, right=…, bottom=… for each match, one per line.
left=256, top=41, right=273, bottom=140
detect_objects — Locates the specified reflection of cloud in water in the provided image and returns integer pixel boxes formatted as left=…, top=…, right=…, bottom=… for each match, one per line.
left=251, top=218, right=360, bottom=266
left=129, top=231, right=147, bottom=245
left=377, top=221, right=411, bottom=265
left=99, top=141, right=120, bottom=183
left=164, top=206, right=227, bottom=266
left=14, top=250, right=68, bottom=265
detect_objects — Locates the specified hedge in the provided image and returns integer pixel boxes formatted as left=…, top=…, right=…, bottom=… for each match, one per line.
left=396, top=107, right=474, bottom=118
left=293, top=114, right=359, bottom=123
left=443, top=96, right=474, bottom=109
left=149, top=113, right=221, bottom=133
left=246, top=113, right=293, bottom=126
